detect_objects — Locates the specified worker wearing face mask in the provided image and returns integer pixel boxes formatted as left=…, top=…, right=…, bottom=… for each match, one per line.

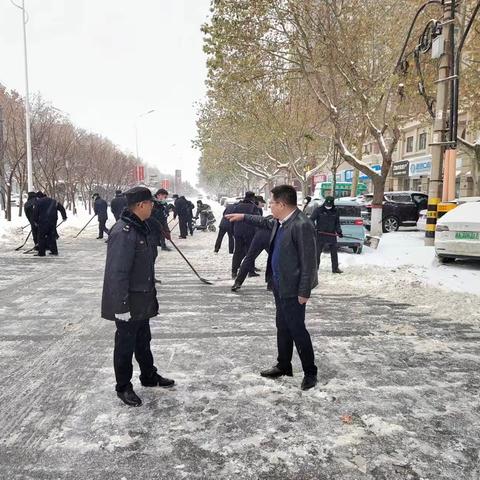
left=309, top=196, right=343, bottom=274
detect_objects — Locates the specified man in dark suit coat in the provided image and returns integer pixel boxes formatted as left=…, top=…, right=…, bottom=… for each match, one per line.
left=227, top=185, right=318, bottom=391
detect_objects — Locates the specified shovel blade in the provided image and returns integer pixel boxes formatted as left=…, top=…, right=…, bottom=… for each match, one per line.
left=364, top=235, right=380, bottom=249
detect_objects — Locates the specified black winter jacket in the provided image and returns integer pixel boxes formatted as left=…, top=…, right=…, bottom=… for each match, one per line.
left=244, top=209, right=318, bottom=299
left=94, top=198, right=108, bottom=221
left=310, top=205, right=342, bottom=243
left=110, top=194, right=127, bottom=221
left=219, top=204, right=236, bottom=231
left=233, top=200, right=261, bottom=238
left=34, top=197, right=67, bottom=226
left=101, top=210, right=158, bottom=321
left=174, top=196, right=189, bottom=218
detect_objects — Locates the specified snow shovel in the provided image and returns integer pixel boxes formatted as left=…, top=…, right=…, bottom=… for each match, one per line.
left=15, top=230, right=32, bottom=251
left=317, top=231, right=380, bottom=250
left=74, top=214, right=96, bottom=238
left=168, top=238, right=213, bottom=285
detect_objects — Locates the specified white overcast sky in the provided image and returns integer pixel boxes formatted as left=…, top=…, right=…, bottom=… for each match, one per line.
left=0, top=0, right=211, bottom=185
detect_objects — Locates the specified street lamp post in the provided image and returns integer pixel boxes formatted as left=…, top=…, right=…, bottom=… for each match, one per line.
left=12, top=0, right=34, bottom=192
left=134, top=109, right=155, bottom=160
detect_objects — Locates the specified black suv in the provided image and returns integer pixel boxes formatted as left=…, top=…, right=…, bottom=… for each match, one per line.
left=362, top=191, right=428, bottom=233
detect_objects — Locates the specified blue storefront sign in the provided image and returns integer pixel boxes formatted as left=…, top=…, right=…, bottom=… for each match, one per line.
left=409, top=157, right=432, bottom=177
left=359, top=164, right=381, bottom=180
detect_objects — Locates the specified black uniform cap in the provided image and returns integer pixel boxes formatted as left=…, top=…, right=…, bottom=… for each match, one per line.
left=125, top=186, right=154, bottom=205
left=27, top=191, right=36, bottom=199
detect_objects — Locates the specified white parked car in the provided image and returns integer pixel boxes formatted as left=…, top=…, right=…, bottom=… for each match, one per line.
left=435, top=201, right=480, bottom=263
left=417, top=209, right=427, bottom=231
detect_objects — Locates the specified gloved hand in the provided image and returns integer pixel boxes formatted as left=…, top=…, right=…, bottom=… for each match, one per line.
left=115, top=312, right=131, bottom=321
left=338, top=232, right=344, bottom=238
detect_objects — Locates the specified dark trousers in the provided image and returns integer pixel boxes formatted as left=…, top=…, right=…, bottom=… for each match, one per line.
left=236, top=240, right=267, bottom=285
left=114, top=318, right=157, bottom=392
left=29, top=223, right=38, bottom=246
left=159, top=231, right=167, bottom=249
left=232, top=234, right=253, bottom=274
left=178, top=215, right=188, bottom=238
left=187, top=217, right=194, bottom=235
left=273, top=289, right=317, bottom=376
left=215, top=227, right=234, bottom=253
left=316, top=241, right=339, bottom=271
left=98, top=218, right=109, bottom=238
left=37, top=224, right=57, bottom=256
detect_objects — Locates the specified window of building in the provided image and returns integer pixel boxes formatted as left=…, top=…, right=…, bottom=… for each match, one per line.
left=418, top=132, right=427, bottom=150
left=406, top=136, right=414, bottom=153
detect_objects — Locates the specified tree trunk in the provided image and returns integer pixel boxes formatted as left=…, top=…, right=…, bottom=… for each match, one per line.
left=351, top=169, right=359, bottom=196
left=371, top=176, right=385, bottom=237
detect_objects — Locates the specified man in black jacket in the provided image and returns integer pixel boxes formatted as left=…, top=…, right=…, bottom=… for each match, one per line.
left=186, top=199, right=195, bottom=236
left=110, top=190, right=127, bottom=221
left=231, top=191, right=262, bottom=279
left=101, top=186, right=175, bottom=407
left=93, top=193, right=109, bottom=239
left=24, top=191, right=38, bottom=247
left=173, top=194, right=189, bottom=239
left=227, top=185, right=318, bottom=391
left=33, top=193, right=67, bottom=256
left=231, top=217, right=272, bottom=291
left=214, top=203, right=235, bottom=253
left=310, top=196, right=343, bottom=274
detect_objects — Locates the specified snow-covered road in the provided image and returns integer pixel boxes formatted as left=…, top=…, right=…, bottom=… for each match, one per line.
left=0, top=211, right=479, bottom=479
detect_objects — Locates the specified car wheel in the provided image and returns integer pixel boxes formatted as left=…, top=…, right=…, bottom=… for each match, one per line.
left=382, top=216, right=399, bottom=233
left=438, top=255, right=455, bottom=264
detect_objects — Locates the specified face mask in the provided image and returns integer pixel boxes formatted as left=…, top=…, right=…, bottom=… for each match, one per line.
left=325, top=205, right=333, bottom=210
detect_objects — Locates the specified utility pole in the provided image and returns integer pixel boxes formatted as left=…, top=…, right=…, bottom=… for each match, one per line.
left=425, top=0, right=455, bottom=246
left=0, top=106, right=5, bottom=213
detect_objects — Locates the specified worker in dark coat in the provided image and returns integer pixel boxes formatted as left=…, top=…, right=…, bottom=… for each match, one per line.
left=110, top=190, right=127, bottom=221
left=231, top=191, right=262, bottom=278
left=226, top=185, right=318, bottom=391
left=186, top=200, right=195, bottom=236
left=231, top=216, right=272, bottom=291
left=101, top=186, right=175, bottom=407
left=151, top=188, right=171, bottom=251
left=214, top=203, right=236, bottom=253
left=33, top=193, right=67, bottom=256
left=173, top=194, right=189, bottom=239
left=310, top=196, right=343, bottom=273
left=93, top=193, right=109, bottom=239
left=24, top=191, right=38, bottom=247
left=195, top=200, right=211, bottom=228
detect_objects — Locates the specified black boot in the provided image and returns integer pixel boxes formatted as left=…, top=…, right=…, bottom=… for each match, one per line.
left=301, top=375, right=317, bottom=391
left=231, top=282, right=242, bottom=292
left=248, top=271, right=260, bottom=277
left=260, top=365, right=293, bottom=378
left=117, top=388, right=142, bottom=407
left=140, top=373, right=175, bottom=388
left=332, top=268, right=343, bottom=274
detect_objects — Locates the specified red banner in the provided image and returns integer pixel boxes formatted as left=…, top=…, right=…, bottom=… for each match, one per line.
left=134, top=165, right=145, bottom=182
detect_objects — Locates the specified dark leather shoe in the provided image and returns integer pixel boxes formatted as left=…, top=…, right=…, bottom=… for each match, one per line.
left=333, top=269, right=343, bottom=274
left=248, top=271, right=260, bottom=277
left=117, top=388, right=142, bottom=407
left=260, top=366, right=293, bottom=378
left=301, top=375, right=317, bottom=391
left=141, top=373, right=175, bottom=388
left=155, top=278, right=162, bottom=284
left=231, top=282, right=242, bottom=292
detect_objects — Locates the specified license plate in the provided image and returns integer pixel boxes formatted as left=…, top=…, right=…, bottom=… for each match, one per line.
left=455, top=231, right=479, bottom=240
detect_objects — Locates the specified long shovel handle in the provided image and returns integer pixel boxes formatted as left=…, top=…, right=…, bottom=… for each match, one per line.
left=74, top=214, right=96, bottom=238
left=167, top=238, right=213, bottom=285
